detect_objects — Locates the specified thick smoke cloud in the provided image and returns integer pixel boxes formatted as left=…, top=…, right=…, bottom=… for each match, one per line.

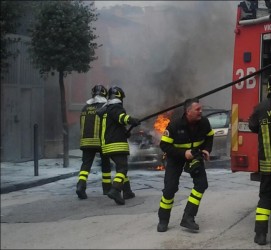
left=95, top=1, right=236, bottom=130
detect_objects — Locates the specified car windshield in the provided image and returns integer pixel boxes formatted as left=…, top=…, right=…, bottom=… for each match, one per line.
left=129, top=131, right=154, bottom=148
left=207, top=112, right=229, bottom=129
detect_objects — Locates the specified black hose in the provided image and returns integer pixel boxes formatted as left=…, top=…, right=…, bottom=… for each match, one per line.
left=128, top=64, right=271, bottom=133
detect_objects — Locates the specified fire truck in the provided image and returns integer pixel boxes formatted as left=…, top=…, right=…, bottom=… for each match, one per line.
left=231, top=0, right=271, bottom=180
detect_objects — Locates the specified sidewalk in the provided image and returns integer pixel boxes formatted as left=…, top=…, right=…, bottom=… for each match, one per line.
left=1, top=150, right=85, bottom=194
left=1, top=149, right=231, bottom=195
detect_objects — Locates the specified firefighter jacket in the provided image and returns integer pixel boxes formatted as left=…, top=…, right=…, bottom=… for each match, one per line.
left=160, top=115, right=214, bottom=163
left=100, top=99, right=133, bottom=155
left=79, top=96, right=107, bottom=149
left=248, top=98, right=271, bottom=173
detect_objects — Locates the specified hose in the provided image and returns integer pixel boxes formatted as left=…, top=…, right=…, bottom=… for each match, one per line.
left=127, top=64, right=271, bottom=133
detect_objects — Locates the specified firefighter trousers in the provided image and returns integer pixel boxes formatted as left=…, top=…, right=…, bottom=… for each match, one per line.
left=255, top=174, right=271, bottom=235
left=109, top=154, right=129, bottom=191
left=78, top=148, right=111, bottom=193
left=158, top=158, right=208, bottom=223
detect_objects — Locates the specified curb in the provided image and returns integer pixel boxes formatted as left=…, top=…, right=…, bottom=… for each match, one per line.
left=1, top=171, right=79, bottom=194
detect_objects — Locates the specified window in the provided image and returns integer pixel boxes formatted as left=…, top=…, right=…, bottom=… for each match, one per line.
left=207, top=112, right=229, bottom=129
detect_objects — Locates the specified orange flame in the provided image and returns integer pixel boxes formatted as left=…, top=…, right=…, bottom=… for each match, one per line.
left=156, top=165, right=165, bottom=171
left=153, top=114, right=171, bottom=134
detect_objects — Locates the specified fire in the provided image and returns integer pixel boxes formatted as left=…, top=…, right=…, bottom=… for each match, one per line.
left=156, top=165, right=165, bottom=171
left=153, top=113, right=171, bottom=134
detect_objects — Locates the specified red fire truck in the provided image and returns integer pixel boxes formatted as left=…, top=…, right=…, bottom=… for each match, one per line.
left=231, top=0, right=271, bottom=180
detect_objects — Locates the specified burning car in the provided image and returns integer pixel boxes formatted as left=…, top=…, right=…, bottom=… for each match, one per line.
left=96, top=108, right=230, bottom=170
left=128, top=130, right=165, bottom=169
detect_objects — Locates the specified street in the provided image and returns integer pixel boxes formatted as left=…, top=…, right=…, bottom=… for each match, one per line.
left=1, top=165, right=270, bottom=249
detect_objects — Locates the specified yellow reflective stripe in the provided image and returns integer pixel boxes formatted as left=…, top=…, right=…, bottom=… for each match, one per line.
left=190, top=159, right=200, bottom=168
left=113, top=172, right=125, bottom=183
left=174, top=143, right=191, bottom=148
left=191, top=189, right=203, bottom=198
left=102, top=143, right=129, bottom=153
left=188, top=196, right=200, bottom=205
left=256, top=207, right=271, bottom=215
left=160, top=201, right=173, bottom=209
left=161, top=136, right=174, bottom=143
left=119, top=113, right=125, bottom=123
left=116, top=172, right=126, bottom=179
left=256, top=215, right=269, bottom=221
left=261, top=124, right=271, bottom=163
left=119, top=113, right=129, bottom=124
left=80, top=138, right=101, bottom=147
left=81, top=115, right=85, bottom=138
left=124, top=115, right=129, bottom=124
left=101, top=113, right=107, bottom=145
left=102, top=179, right=111, bottom=183
left=207, top=129, right=214, bottom=136
left=79, top=171, right=89, bottom=176
left=124, top=176, right=129, bottom=182
left=114, top=177, right=123, bottom=183
left=94, top=115, right=100, bottom=138
left=161, top=196, right=174, bottom=204
left=102, top=172, right=111, bottom=177
left=259, top=163, right=271, bottom=172
left=231, top=104, right=238, bottom=151
left=79, top=176, right=87, bottom=181
left=193, top=141, right=204, bottom=147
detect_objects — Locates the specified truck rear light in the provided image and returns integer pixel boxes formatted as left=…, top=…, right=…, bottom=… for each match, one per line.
left=232, top=155, right=249, bottom=167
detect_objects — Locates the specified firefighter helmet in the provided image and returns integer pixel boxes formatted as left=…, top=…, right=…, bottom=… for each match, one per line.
left=267, top=75, right=271, bottom=98
left=91, top=85, right=107, bottom=98
left=108, top=86, right=125, bottom=100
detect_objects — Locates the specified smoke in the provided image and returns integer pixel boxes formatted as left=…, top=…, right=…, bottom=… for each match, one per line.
left=95, top=1, right=236, bottom=129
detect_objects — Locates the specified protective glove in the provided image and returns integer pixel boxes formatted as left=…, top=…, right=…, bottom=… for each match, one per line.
left=184, top=159, right=201, bottom=175
left=128, top=117, right=141, bottom=127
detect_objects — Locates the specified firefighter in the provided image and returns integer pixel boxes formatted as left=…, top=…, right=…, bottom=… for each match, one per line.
left=157, top=98, right=214, bottom=232
left=99, top=86, right=141, bottom=205
left=248, top=75, right=271, bottom=246
left=76, top=84, right=111, bottom=199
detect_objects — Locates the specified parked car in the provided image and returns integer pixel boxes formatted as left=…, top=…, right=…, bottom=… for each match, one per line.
left=127, top=109, right=231, bottom=168
left=203, top=108, right=231, bottom=160
left=95, top=130, right=165, bottom=170
left=128, top=130, right=165, bottom=169
left=96, top=109, right=230, bottom=169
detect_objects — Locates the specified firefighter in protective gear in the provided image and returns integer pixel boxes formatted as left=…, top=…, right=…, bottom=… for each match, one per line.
left=248, top=75, right=271, bottom=246
left=76, top=84, right=111, bottom=199
left=157, top=98, right=214, bottom=232
left=99, top=86, right=141, bottom=205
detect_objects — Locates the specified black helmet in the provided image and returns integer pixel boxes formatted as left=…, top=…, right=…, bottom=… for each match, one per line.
left=91, top=85, right=107, bottom=98
left=108, top=86, right=125, bottom=100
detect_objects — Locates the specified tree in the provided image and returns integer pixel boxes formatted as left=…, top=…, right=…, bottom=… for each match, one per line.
left=0, top=1, right=23, bottom=77
left=29, top=0, right=99, bottom=167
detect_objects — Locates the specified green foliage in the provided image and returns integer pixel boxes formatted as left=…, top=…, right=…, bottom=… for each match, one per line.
left=29, top=0, right=99, bottom=76
left=0, top=1, right=22, bottom=74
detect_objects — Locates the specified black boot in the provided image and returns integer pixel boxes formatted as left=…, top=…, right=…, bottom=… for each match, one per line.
left=102, top=183, right=112, bottom=195
left=123, top=191, right=135, bottom=199
left=123, top=179, right=135, bottom=199
left=254, top=233, right=267, bottom=245
left=107, top=187, right=125, bottom=205
left=180, top=213, right=199, bottom=231
left=157, top=220, right=168, bottom=232
left=76, top=180, right=87, bottom=199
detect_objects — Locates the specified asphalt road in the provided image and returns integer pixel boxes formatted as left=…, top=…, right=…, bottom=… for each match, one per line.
left=1, top=167, right=270, bottom=249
